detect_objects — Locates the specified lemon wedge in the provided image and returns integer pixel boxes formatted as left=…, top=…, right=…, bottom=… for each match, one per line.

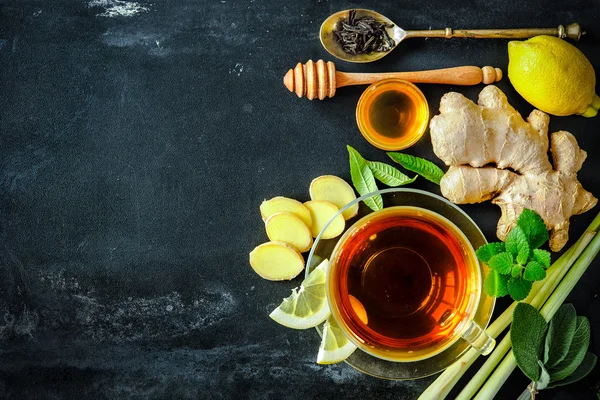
left=317, top=316, right=358, bottom=364
left=269, top=259, right=330, bottom=329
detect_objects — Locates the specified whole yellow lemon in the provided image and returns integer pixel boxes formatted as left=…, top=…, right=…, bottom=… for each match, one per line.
left=508, top=35, right=600, bottom=117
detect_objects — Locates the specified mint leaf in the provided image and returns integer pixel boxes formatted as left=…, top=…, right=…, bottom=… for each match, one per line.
left=387, top=152, right=445, bottom=185
left=508, top=277, right=532, bottom=301
left=348, top=146, right=382, bottom=211
left=368, top=161, right=417, bottom=187
left=533, top=249, right=551, bottom=268
left=477, top=242, right=507, bottom=263
left=523, top=261, right=546, bottom=281
left=484, top=271, right=508, bottom=297
left=550, top=316, right=591, bottom=381
left=517, top=209, right=549, bottom=249
left=488, top=252, right=513, bottom=275
left=544, top=304, right=577, bottom=368
left=512, top=303, right=548, bottom=382
left=506, top=226, right=530, bottom=264
left=537, top=360, right=551, bottom=390
left=548, top=352, right=597, bottom=388
left=511, top=265, right=523, bottom=278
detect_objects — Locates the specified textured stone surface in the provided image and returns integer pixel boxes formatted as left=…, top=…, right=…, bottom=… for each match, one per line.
left=0, top=0, right=599, bottom=399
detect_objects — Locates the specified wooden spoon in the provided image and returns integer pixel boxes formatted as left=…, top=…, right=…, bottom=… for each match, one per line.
left=320, top=9, right=582, bottom=63
left=283, top=60, right=502, bottom=100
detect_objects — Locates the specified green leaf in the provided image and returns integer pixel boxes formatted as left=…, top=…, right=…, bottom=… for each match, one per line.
left=367, top=161, right=417, bottom=187
left=347, top=146, right=382, bottom=211
left=511, top=265, right=523, bottom=278
left=387, top=152, right=445, bottom=185
left=483, top=271, right=509, bottom=297
left=508, top=277, right=532, bottom=301
left=517, top=209, right=549, bottom=249
left=488, top=252, right=513, bottom=275
left=533, top=249, right=551, bottom=268
left=550, top=316, right=591, bottom=382
left=523, top=261, right=546, bottom=281
left=536, top=360, right=551, bottom=390
left=548, top=352, right=597, bottom=388
left=544, top=304, right=577, bottom=368
left=511, top=303, right=548, bottom=382
left=476, top=242, right=506, bottom=263
left=506, top=226, right=530, bottom=264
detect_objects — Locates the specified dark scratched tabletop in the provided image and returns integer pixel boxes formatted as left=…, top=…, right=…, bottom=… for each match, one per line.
left=1, top=1, right=599, bottom=399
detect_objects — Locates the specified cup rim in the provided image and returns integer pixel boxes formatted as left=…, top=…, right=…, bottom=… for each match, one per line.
left=355, top=79, right=429, bottom=151
left=307, top=188, right=485, bottom=264
left=326, top=204, right=481, bottom=362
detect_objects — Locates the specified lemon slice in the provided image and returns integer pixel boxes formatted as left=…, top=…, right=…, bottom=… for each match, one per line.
left=317, top=316, right=358, bottom=364
left=269, top=259, right=330, bottom=329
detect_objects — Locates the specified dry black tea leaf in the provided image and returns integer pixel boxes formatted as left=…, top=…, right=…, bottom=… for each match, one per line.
left=333, top=9, right=396, bottom=55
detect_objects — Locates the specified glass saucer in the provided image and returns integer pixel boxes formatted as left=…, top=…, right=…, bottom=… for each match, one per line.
left=306, top=188, right=495, bottom=380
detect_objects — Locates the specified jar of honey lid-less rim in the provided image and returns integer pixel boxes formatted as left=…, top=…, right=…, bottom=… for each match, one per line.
left=356, top=79, right=429, bottom=151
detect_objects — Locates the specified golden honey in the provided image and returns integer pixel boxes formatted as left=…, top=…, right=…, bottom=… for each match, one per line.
left=356, top=79, right=429, bottom=150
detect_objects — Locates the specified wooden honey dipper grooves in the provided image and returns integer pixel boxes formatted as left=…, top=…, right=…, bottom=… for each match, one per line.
left=283, top=60, right=502, bottom=100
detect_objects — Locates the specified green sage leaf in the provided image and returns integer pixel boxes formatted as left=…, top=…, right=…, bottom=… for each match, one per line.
left=550, top=316, right=591, bottom=382
left=506, top=226, right=530, bottom=264
left=537, top=360, right=551, bottom=390
left=368, top=161, right=417, bottom=187
left=544, top=304, right=577, bottom=368
left=477, top=242, right=507, bottom=263
left=517, top=209, right=549, bottom=249
left=483, top=271, right=509, bottom=297
left=523, top=261, right=546, bottom=282
left=348, top=146, right=382, bottom=211
left=548, top=352, right=597, bottom=388
left=387, top=152, right=445, bottom=185
left=511, top=303, right=548, bottom=382
left=488, top=252, right=513, bottom=275
left=533, top=249, right=551, bottom=268
left=508, top=277, right=532, bottom=301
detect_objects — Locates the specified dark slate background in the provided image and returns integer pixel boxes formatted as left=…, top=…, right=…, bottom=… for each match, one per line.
left=1, top=1, right=599, bottom=399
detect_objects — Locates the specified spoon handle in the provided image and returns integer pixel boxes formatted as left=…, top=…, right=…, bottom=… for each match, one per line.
left=337, top=66, right=502, bottom=88
left=404, top=23, right=582, bottom=41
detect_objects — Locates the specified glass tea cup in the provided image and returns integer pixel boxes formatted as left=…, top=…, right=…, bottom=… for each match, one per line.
left=306, top=188, right=496, bottom=379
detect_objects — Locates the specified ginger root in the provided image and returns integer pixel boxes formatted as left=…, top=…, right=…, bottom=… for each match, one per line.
left=430, top=85, right=597, bottom=251
left=249, top=241, right=305, bottom=281
left=261, top=196, right=313, bottom=228
left=265, top=212, right=313, bottom=252
left=309, top=175, right=358, bottom=220
left=304, top=200, right=345, bottom=239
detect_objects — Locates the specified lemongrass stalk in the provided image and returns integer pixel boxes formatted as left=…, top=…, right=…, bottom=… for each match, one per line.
left=456, top=230, right=596, bottom=399
left=419, top=212, right=600, bottom=400
left=474, top=229, right=600, bottom=399
left=457, top=333, right=512, bottom=399
left=419, top=249, right=578, bottom=400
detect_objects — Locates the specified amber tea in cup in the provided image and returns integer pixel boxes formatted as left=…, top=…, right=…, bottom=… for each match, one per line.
left=328, top=206, right=493, bottom=362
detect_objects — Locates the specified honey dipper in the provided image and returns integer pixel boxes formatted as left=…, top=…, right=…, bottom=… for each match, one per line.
left=283, top=60, right=502, bottom=100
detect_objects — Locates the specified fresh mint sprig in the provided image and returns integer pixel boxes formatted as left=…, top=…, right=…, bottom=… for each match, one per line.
left=512, top=303, right=597, bottom=398
left=477, top=209, right=551, bottom=301
left=347, top=145, right=417, bottom=211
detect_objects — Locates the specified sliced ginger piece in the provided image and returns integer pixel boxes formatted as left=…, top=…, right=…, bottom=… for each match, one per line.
left=260, top=197, right=312, bottom=228
left=265, top=212, right=313, bottom=252
left=303, top=200, right=345, bottom=239
left=309, top=175, right=358, bottom=220
left=249, top=241, right=305, bottom=281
